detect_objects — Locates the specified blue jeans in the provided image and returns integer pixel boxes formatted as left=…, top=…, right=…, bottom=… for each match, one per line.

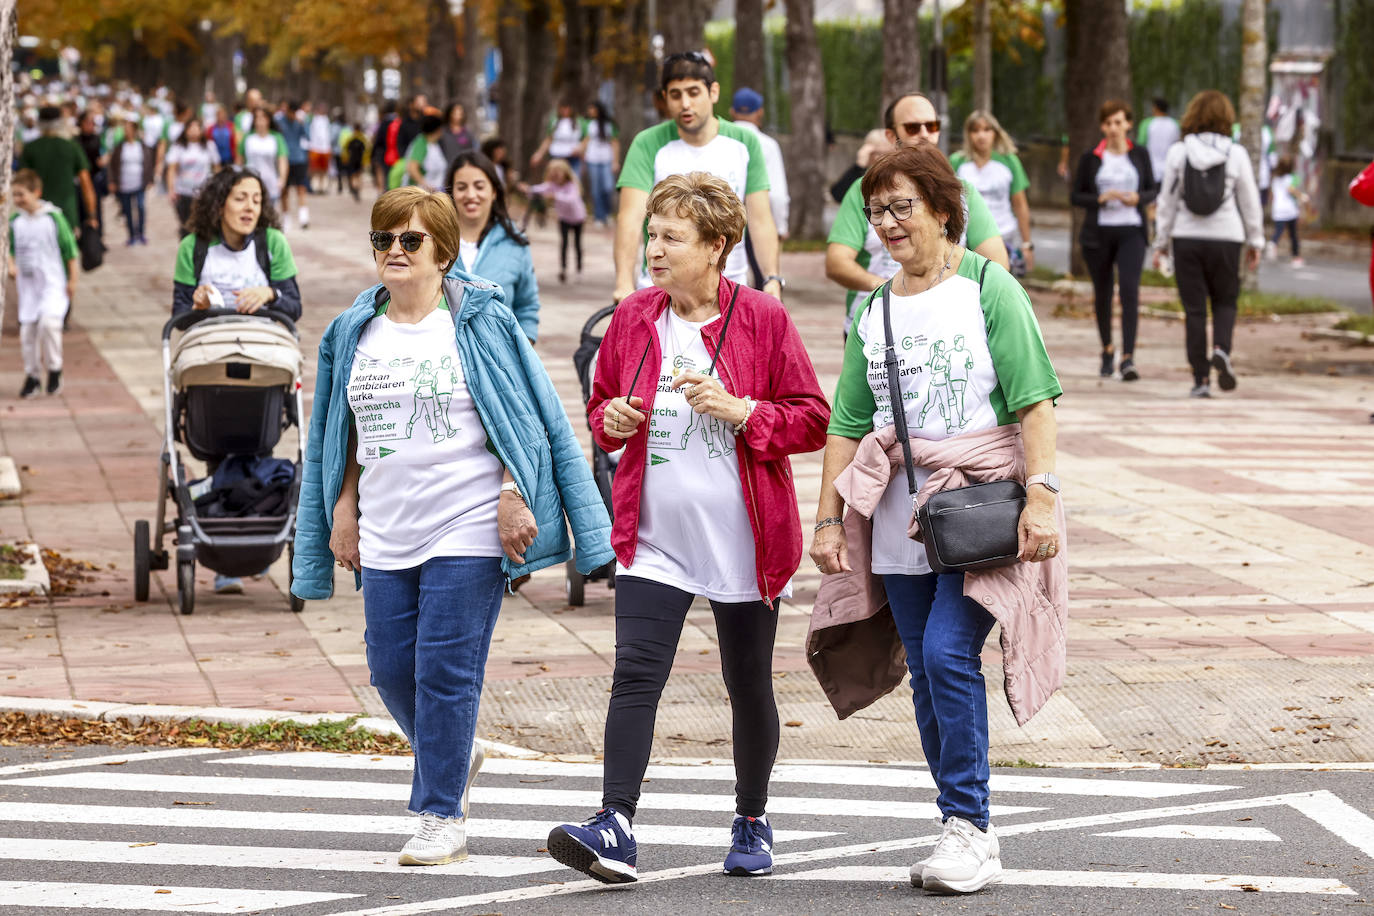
left=883, top=572, right=997, bottom=830
left=585, top=161, right=615, bottom=223
left=117, top=190, right=145, bottom=241
left=362, top=555, right=505, bottom=818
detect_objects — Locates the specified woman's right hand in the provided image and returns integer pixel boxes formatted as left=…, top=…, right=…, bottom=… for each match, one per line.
left=330, top=502, right=361, bottom=572
left=603, top=396, right=645, bottom=439
left=810, top=522, right=851, bottom=575
left=191, top=285, right=214, bottom=310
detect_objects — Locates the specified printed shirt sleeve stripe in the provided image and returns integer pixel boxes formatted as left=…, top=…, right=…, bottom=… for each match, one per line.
left=827, top=179, right=869, bottom=251
left=827, top=289, right=881, bottom=438
left=962, top=179, right=999, bottom=248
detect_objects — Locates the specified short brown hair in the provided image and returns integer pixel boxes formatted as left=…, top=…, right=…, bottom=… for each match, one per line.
left=860, top=146, right=966, bottom=244
left=371, top=186, right=462, bottom=272
left=645, top=172, right=746, bottom=271
left=1099, top=99, right=1132, bottom=124
left=1180, top=89, right=1236, bottom=137
left=12, top=169, right=41, bottom=192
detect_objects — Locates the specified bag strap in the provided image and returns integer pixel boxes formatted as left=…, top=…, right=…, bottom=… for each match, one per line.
left=254, top=227, right=272, bottom=281
left=881, top=281, right=919, bottom=503
left=191, top=236, right=209, bottom=284
left=626, top=280, right=741, bottom=397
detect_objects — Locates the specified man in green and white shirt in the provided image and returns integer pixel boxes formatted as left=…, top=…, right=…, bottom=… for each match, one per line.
left=826, top=93, right=1008, bottom=333
left=614, top=52, right=781, bottom=302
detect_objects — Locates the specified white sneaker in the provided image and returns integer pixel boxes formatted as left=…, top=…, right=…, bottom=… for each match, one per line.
left=1264, top=240, right=1277, bottom=260
left=921, top=817, right=1001, bottom=894
left=398, top=812, right=467, bottom=865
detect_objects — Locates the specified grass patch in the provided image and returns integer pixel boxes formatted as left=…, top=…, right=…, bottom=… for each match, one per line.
left=990, top=757, right=1048, bottom=769
left=0, top=545, right=26, bottom=580
left=1151, top=290, right=1348, bottom=316
left=1, top=711, right=413, bottom=754
left=1334, top=314, right=1374, bottom=335
left=781, top=237, right=829, bottom=253
left=1139, top=268, right=1176, bottom=287
left=1025, top=265, right=1066, bottom=283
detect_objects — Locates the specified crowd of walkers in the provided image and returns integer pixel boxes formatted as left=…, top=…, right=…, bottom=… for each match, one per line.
left=12, top=58, right=1361, bottom=901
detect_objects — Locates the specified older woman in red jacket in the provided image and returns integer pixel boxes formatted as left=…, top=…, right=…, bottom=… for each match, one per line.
left=544, top=171, right=828, bottom=884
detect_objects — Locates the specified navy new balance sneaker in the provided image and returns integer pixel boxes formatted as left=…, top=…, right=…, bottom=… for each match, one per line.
left=546, top=808, right=638, bottom=884
left=723, top=814, right=773, bottom=876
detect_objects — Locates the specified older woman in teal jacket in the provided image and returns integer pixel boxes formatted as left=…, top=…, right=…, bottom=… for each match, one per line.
left=292, top=187, right=611, bottom=868
left=445, top=151, right=540, bottom=341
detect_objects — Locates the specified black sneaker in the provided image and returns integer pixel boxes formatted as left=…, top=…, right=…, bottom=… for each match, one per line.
left=1119, top=357, right=1139, bottom=382
left=45, top=370, right=62, bottom=396
left=1099, top=351, right=1114, bottom=378
left=1211, top=348, right=1237, bottom=391
left=18, top=376, right=41, bottom=399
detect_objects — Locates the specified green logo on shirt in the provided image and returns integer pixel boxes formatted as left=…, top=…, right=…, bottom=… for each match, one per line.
left=379, top=446, right=395, bottom=458
left=650, top=453, right=671, bottom=466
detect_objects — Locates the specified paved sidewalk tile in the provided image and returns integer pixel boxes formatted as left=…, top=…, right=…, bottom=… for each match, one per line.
left=2, top=190, right=1372, bottom=765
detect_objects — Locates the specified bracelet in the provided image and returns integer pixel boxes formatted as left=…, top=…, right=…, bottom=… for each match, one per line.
left=736, top=397, right=756, bottom=432
left=814, top=516, right=843, bottom=532
left=1021, top=241, right=1034, bottom=250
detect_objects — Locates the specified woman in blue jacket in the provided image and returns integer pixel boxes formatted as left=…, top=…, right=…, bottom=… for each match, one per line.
left=292, top=187, right=612, bottom=867
left=445, top=151, right=541, bottom=341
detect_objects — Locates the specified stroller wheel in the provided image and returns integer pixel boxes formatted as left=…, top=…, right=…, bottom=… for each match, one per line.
left=133, top=520, right=151, bottom=602
left=177, top=559, right=196, bottom=615
left=565, top=558, right=585, bottom=607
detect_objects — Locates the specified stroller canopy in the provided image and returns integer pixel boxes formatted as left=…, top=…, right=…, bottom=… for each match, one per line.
left=172, top=315, right=302, bottom=390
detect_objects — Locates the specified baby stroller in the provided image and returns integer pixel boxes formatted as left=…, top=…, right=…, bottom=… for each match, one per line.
left=132, top=308, right=305, bottom=615
left=566, top=303, right=619, bottom=605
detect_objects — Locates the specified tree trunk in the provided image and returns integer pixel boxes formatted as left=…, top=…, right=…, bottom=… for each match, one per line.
left=734, top=0, right=766, bottom=97
left=660, top=0, right=712, bottom=56
left=783, top=0, right=826, bottom=241
left=1239, top=0, right=1266, bottom=290
left=0, top=0, right=15, bottom=327
left=497, top=7, right=527, bottom=166
left=454, top=0, right=484, bottom=136
left=422, top=0, right=458, bottom=103
left=558, top=1, right=594, bottom=109
left=611, top=0, right=650, bottom=162
left=881, top=0, right=921, bottom=118
left=208, top=25, right=238, bottom=114
left=520, top=0, right=556, bottom=174
left=1064, top=0, right=1132, bottom=275
left=973, top=0, right=992, bottom=112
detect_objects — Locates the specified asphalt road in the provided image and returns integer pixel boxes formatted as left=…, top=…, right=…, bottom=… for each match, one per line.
left=1034, top=230, right=1373, bottom=313
left=0, top=744, right=1371, bottom=915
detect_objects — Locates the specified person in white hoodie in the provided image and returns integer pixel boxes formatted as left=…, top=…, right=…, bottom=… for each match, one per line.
left=1153, top=89, right=1264, bottom=399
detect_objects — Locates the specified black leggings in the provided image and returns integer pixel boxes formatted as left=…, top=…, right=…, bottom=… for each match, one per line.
left=1083, top=225, right=1146, bottom=355
left=559, top=220, right=583, bottom=273
left=602, top=576, right=779, bottom=820
left=1173, top=237, right=1241, bottom=384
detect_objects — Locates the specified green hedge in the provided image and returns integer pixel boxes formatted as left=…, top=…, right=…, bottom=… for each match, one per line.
left=1337, top=0, right=1374, bottom=156
left=707, top=0, right=1321, bottom=150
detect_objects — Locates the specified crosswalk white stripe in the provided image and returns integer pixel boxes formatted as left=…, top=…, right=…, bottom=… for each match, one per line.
left=222, top=753, right=1232, bottom=798
left=1096, top=824, right=1282, bottom=841
left=0, top=748, right=222, bottom=778
left=770, top=866, right=1353, bottom=894
left=3, top=773, right=1044, bottom=819
left=0, top=803, right=837, bottom=846
left=0, top=881, right=360, bottom=912
left=0, top=838, right=559, bottom=877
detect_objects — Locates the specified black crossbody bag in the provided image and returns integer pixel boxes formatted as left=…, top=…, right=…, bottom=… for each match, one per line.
left=880, top=264, right=1025, bottom=574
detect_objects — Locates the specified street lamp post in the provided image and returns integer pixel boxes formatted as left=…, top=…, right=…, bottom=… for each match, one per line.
left=930, top=0, right=948, bottom=154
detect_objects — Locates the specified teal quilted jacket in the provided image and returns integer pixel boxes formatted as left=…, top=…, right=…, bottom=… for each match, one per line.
left=291, top=271, right=613, bottom=599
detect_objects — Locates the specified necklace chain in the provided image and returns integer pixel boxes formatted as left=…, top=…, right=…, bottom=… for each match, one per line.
left=899, top=245, right=956, bottom=296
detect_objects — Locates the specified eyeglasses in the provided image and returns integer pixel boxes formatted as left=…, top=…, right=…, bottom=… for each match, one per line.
left=863, top=197, right=921, bottom=226
left=369, top=230, right=431, bottom=253
left=901, top=120, right=941, bottom=136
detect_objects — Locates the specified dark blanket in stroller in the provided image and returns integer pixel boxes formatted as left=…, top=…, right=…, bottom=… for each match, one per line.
left=192, top=455, right=295, bottom=519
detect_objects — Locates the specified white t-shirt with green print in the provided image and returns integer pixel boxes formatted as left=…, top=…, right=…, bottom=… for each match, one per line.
left=616, top=308, right=762, bottom=602
left=827, top=253, right=1061, bottom=575
left=617, top=119, right=770, bottom=287
left=346, top=306, right=504, bottom=569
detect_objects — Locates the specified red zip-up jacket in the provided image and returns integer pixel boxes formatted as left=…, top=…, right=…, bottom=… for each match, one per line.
left=589, top=278, right=830, bottom=604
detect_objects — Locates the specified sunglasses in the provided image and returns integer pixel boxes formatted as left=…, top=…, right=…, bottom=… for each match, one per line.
left=665, top=50, right=711, bottom=66
left=863, top=197, right=921, bottom=226
left=901, top=120, right=941, bottom=136
left=369, top=230, right=431, bottom=253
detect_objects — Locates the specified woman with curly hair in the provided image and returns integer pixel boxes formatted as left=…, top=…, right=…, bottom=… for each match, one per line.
left=171, top=167, right=302, bottom=321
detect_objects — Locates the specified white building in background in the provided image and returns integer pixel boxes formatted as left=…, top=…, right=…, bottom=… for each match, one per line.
left=710, top=0, right=885, bottom=21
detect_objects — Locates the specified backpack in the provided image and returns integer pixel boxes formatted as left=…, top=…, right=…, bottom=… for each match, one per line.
left=1181, top=149, right=1229, bottom=216
left=192, top=229, right=272, bottom=287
